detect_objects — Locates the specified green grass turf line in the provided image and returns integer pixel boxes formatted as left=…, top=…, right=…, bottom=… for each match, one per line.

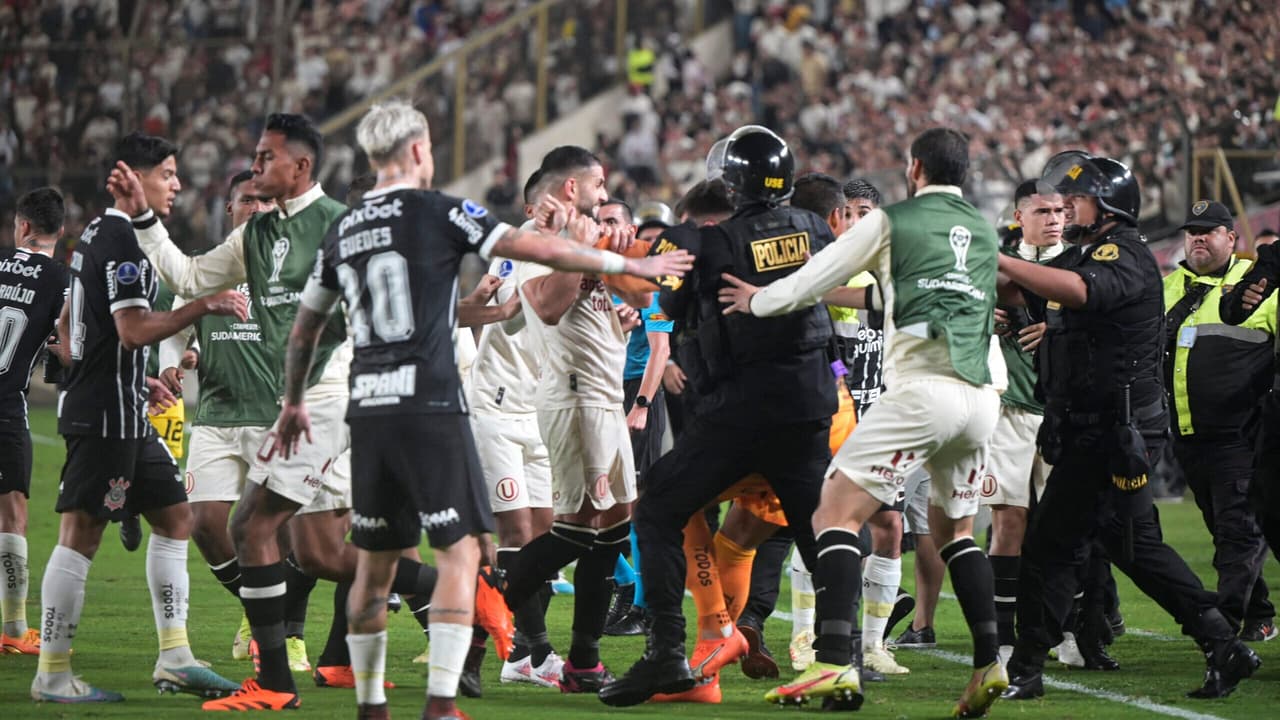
left=5, top=405, right=1280, bottom=718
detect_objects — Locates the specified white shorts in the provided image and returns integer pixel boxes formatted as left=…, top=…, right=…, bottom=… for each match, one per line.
left=829, top=379, right=1000, bottom=521
left=185, top=425, right=269, bottom=503
left=980, top=404, right=1050, bottom=509
left=538, top=406, right=636, bottom=516
left=472, top=412, right=552, bottom=513
left=247, top=392, right=352, bottom=515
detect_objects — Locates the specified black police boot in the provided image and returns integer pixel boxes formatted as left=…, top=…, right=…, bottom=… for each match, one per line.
left=458, top=644, right=485, bottom=698
left=1077, top=635, right=1121, bottom=671
left=598, top=641, right=695, bottom=707
left=1002, top=651, right=1046, bottom=701
left=1188, top=638, right=1261, bottom=699
left=737, top=614, right=779, bottom=680
left=604, top=581, right=632, bottom=628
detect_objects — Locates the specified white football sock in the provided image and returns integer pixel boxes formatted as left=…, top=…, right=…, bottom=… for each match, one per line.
left=35, top=545, right=91, bottom=686
left=147, top=533, right=196, bottom=667
left=861, top=554, right=901, bottom=648
left=427, top=622, right=471, bottom=699
left=0, top=532, right=29, bottom=636
left=789, top=549, right=815, bottom=636
left=347, top=631, right=388, bottom=705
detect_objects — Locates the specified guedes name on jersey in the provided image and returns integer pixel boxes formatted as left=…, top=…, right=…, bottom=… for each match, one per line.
left=339, top=226, right=393, bottom=259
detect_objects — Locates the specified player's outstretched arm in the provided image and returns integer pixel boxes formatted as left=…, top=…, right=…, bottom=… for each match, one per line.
left=997, top=254, right=1088, bottom=309
left=108, top=161, right=249, bottom=297
left=490, top=225, right=693, bottom=280
left=720, top=209, right=889, bottom=317
left=114, top=291, right=248, bottom=351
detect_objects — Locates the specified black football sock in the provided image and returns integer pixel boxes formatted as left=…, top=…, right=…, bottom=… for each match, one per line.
left=210, top=556, right=243, bottom=599
left=390, top=559, right=438, bottom=632
left=406, top=593, right=433, bottom=635
left=282, top=553, right=317, bottom=639
left=498, top=547, right=550, bottom=664
left=318, top=582, right=352, bottom=667
left=239, top=563, right=296, bottom=692
left=568, top=521, right=628, bottom=668
left=813, top=528, right=862, bottom=666
left=940, top=537, right=999, bottom=668
left=504, top=522, right=596, bottom=609
left=990, top=554, right=1020, bottom=647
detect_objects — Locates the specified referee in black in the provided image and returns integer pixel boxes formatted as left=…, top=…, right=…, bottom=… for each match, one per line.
left=998, top=151, right=1260, bottom=701
left=600, top=125, right=841, bottom=707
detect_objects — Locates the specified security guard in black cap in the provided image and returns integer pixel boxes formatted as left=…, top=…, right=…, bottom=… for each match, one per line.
left=1166, top=199, right=1277, bottom=640
left=997, top=152, right=1260, bottom=701
left=600, top=125, right=840, bottom=707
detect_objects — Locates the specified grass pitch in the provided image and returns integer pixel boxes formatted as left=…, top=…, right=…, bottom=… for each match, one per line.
left=4, top=404, right=1280, bottom=718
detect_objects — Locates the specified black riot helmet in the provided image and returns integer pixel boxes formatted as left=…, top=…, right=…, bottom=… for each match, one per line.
left=1041, top=150, right=1140, bottom=240
left=716, top=125, right=795, bottom=206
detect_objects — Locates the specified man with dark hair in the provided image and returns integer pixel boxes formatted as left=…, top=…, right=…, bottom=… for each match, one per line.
left=1254, top=228, right=1279, bottom=248
left=34, top=136, right=244, bottom=703
left=844, top=179, right=883, bottom=212
left=721, top=127, right=1008, bottom=716
left=1001, top=152, right=1260, bottom=701
left=982, top=180, right=1065, bottom=665
left=501, top=145, right=638, bottom=693
left=113, top=114, right=448, bottom=709
left=157, top=169, right=311, bottom=670
left=0, top=188, right=67, bottom=656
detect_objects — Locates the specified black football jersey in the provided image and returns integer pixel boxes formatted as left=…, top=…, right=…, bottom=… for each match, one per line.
left=304, top=186, right=510, bottom=417
left=59, top=210, right=160, bottom=438
left=0, top=247, right=67, bottom=420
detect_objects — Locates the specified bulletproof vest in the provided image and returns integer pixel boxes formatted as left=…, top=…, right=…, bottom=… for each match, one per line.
left=696, top=204, right=833, bottom=381
left=1040, top=226, right=1165, bottom=422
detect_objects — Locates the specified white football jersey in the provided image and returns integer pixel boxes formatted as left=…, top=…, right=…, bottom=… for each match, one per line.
left=516, top=257, right=626, bottom=411
left=469, top=256, right=541, bottom=415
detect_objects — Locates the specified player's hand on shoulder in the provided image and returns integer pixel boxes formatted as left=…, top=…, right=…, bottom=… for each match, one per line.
left=200, top=289, right=249, bottom=321
left=718, top=273, right=759, bottom=315
left=106, top=161, right=149, bottom=217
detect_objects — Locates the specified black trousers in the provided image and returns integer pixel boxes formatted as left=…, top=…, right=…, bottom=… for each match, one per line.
left=1251, top=391, right=1280, bottom=563
left=1015, top=439, right=1230, bottom=663
left=1175, top=433, right=1274, bottom=628
left=741, top=529, right=794, bottom=624
left=635, top=415, right=830, bottom=648
left=623, top=378, right=667, bottom=489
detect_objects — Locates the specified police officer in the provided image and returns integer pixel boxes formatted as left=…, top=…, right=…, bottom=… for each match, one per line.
left=1166, top=200, right=1276, bottom=640
left=1220, top=214, right=1280, bottom=582
left=599, top=125, right=840, bottom=707
left=998, top=152, right=1260, bottom=701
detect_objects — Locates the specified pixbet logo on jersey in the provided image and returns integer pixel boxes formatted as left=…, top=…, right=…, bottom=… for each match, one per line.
left=0, top=256, right=43, bottom=278
left=338, top=197, right=404, bottom=235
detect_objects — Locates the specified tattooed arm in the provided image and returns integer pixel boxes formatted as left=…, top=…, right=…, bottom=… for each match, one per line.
left=271, top=305, right=332, bottom=459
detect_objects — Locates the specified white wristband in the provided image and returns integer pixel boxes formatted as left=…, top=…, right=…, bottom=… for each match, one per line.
left=600, top=251, right=626, bottom=275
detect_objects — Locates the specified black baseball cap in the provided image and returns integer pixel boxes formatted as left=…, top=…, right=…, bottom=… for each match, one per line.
left=1181, top=200, right=1234, bottom=231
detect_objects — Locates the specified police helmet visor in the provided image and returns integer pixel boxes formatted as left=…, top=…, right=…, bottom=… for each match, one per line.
left=706, top=138, right=729, bottom=181
left=1041, top=152, right=1111, bottom=199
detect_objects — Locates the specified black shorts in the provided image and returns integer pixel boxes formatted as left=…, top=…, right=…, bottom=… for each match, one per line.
left=0, top=418, right=33, bottom=497
left=56, top=431, right=185, bottom=521
left=349, top=414, right=494, bottom=551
